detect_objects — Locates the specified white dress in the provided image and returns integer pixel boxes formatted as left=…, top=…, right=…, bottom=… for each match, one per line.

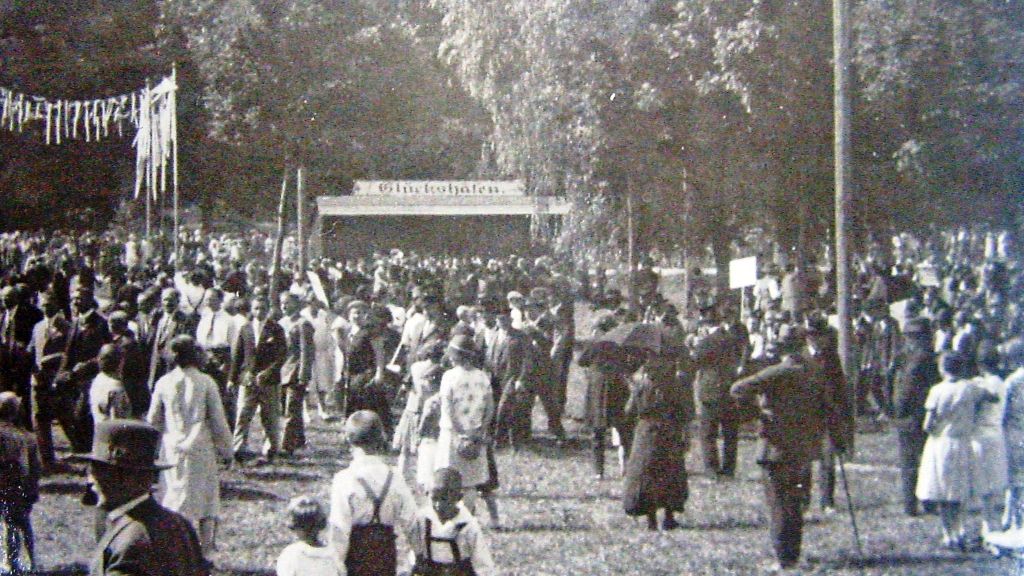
left=433, top=366, right=494, bottom=488
left=275, top=541, right=340, bottom=576
left=304, top=308, right=337, bottom=395
left=147, top=366, right=233, bottom=524
left=916, top=379, right=987, bottom=503
left=972, top=372, right=1009, bottom=497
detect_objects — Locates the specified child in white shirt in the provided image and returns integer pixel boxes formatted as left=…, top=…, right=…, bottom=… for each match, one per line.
left=407, top=468, right=495, bottom=576
left=276, top=496, right=340, bottom=576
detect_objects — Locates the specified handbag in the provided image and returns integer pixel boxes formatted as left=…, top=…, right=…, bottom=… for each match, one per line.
left=456, top=434, right=482, bottom=460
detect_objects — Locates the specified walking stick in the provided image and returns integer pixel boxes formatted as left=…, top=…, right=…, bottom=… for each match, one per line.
left=837, top=454, right=865, bottom=559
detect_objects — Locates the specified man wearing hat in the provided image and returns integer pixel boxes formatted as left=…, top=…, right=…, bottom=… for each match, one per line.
left=74, top=419, right=208, bottom=576
left=891, top=316, right=939, bottom=516
left=1, top=284, right=43, bottom=429
left=730, top=330, right=848, bottom=570
left=691, top=305, right=743, bottom=477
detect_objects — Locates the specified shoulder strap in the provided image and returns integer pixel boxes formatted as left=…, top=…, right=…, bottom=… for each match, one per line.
left=356, top=469, right=393, bottom=525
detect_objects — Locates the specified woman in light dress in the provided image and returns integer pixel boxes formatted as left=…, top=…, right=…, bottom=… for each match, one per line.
left=433, top=335, right=494, bottom=513
left=303, top=296, right=338, bottom=421
left=392, top=341, right=445, bottom=488
left=915, top=352, right=997, bottom=550
left=148, top=335, right=233, bottom=553
left=970, top=343, right=1008, bottom=536
left=1002, top=340, right=1024, bottom=529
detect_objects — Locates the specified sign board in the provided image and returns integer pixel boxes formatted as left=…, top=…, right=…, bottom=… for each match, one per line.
left=729, top=256, right=758, bottom=290
left=307, top=271, right=329, bottom=306
left=353, top=180, right=524, bottom=196
left=916, top=264, right=940, bottom=287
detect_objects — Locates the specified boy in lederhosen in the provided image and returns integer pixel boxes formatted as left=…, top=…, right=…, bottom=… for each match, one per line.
left=408, top=468, right=495, bottom=576
left=328, top=410, right=416, bottom=575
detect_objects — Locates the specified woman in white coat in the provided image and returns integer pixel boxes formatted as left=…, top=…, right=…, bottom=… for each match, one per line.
left=148, top=335, right=233, bottom=553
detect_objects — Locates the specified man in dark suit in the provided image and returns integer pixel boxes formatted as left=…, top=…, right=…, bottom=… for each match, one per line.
left=692, top=307, right=742, bottom=477
left=72, top=419, right=208, bottom=576
left=490, top=312, right=533, bottom=448
left=147, top=288, right=196, bottom=392
left=891, top=317, right=939, bottom=516
left=27, top=290, right=75, bottom=472
left=228, top=297, right=286, bottom=464
left=56, top=285, right=111, bottom=452
left=107, top=312, right=151, bottom=418
left=730, top=331, right=848, bottom=570
left=1, top=284, right=44, bottom=429
left=278, top=292, right=315, bottom=456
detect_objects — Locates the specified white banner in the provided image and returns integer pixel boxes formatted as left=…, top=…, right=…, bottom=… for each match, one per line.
left=353, top=180, right=524, bottom=196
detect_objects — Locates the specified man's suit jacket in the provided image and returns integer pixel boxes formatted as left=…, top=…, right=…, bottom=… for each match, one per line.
left=692, top=327, right=740, bottom=408
left=91, top=496, right=208, bottom=576
left=112, top=332, right=150, bottom=417
left=60, top=309, right=111, bottom=384
left=228, top=319, right=286, bottom=388
left=3, top=304, right=44, bottom=350
left=28, top=314, right=69, bottom=387
left=147, top=311, right=196, bottom=390
left=487, top=328, right=531, bottom=393
left=279, top=315, right=315, bottom=388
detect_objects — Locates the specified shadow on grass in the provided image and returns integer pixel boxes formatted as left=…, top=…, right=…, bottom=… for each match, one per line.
left=512, top=520, right=593, bottom=533
left=813, top=552, right=1002, bottom=570
left=240, top=469, right=322, bottom=483
left=28, top=565, right=87, bottom=576
left=40, top=480, right=88, bottom=496
left=503, top=490, right=618, bottom=503
left=221, top=482, right=286, bottom=502
left=682, top=517, right=763, bottom=531
left=210, top=569, right=275, bottom=576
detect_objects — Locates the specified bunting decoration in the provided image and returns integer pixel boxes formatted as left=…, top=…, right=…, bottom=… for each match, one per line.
left=0, top=71, right=177, bottom=205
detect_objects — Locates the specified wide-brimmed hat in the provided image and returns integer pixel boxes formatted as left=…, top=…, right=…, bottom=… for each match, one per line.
left=70, top=419, right=171, bottom=471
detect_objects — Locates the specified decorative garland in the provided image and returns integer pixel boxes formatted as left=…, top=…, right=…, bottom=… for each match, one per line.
left=0, top=73, right=177, bottom=203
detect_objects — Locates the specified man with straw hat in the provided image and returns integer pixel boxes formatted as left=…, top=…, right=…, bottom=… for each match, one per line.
left=72, top=419, right=208, bottom=576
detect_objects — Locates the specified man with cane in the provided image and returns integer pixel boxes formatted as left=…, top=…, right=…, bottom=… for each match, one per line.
left=731, top=329, right=850, bottom=570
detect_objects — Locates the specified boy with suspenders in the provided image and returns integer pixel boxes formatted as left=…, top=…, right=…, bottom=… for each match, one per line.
left=408, top=468, right=495, bottom=576
left=329, top=410, right=416, bottom=575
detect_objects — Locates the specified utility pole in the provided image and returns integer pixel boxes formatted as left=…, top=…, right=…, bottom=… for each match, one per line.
left=834, top=0, right=855, bottom=410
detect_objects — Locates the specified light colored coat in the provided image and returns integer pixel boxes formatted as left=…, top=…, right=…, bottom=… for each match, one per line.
left=147, top=366, right=232, bottom=524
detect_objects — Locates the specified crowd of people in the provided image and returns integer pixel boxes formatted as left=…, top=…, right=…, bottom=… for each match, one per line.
left=0, top=226, right=1021, bottom=574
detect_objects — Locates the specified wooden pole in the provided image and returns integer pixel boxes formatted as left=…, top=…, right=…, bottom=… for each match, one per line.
left=297, top=165, right=306, bottom=271
left=172, top=63, right=180, bottom=269
left=269, top=170, right=289, bottom=309
left=144, top=80, right=152, bottom=240
left=834, top=0, right=856, bottom=411
left=626, top=183, right=637, bottom=316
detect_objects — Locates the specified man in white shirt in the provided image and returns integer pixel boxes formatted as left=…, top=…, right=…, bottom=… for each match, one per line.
left=195, top=288, right=238, bottom=427
left=329, top=410, right=416, bottom=576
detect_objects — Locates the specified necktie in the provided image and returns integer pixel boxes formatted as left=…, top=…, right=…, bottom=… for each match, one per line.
left=206, top=312, right=217, bottom=341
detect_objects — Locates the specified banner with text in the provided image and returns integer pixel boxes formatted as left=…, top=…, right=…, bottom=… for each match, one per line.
left=353, top=180, right=524, bottom=196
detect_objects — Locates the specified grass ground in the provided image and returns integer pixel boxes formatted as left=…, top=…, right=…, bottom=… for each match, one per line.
left=32, top=396, right=1012, bottom=575
left=28, top=302, right=1013, bottom=575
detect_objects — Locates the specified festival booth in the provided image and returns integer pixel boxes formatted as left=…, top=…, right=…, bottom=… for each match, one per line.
left=315, top=180, right=570, bottom=259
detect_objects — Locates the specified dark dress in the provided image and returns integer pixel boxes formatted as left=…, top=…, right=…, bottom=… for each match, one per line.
left=622, top=354, right=693, bottom=516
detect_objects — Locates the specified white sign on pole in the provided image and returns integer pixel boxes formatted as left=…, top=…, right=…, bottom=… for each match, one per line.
left=729, top=256, right=758, bottom=290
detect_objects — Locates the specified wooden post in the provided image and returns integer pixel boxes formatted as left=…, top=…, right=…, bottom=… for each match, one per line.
left=626, top=183, right=637, bottom=316
left=834, top=0, right=856, bottom=414
left=171, top=63, right=180, bottom=269
left=297, top=165, right=306, bottom=271
left=269, top=170, right=289, bottom=308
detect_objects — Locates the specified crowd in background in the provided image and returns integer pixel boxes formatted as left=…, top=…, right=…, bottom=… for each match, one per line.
left=0, top=226, right=1021, bottom=573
